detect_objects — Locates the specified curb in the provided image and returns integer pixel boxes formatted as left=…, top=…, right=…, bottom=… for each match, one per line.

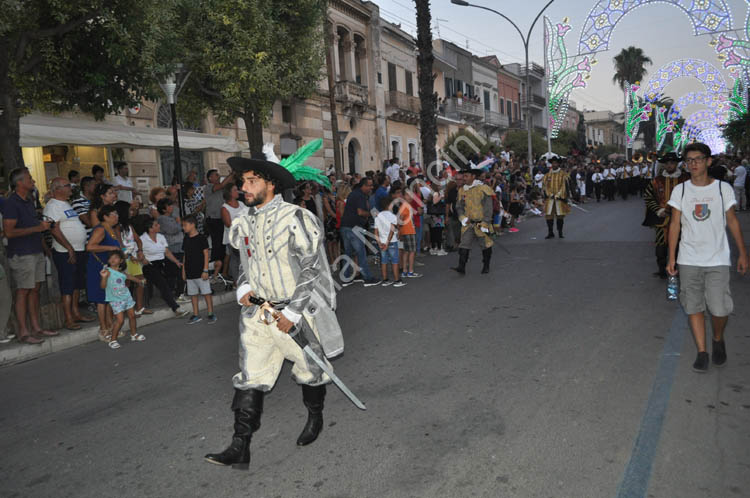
left=0, top=290, right=237, bottom=368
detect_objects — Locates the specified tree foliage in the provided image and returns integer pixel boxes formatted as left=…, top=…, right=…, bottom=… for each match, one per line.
left=502, top=129, right=570, bottom=158
left=174, top=0, right=327, bottom=154
left=722, top=111, right=750, bottom=154
left=0, top=0, right=169, bottom=170
left=612, top=46, right=652, bottom=91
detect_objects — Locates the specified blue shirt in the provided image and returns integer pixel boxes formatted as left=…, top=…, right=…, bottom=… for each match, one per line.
left=3, top=192, right=43, bottom=257
left=371, top=186, right=388, bottom=213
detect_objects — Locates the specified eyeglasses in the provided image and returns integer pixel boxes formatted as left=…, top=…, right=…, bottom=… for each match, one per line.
left=684, top=156, right=707, bottom=165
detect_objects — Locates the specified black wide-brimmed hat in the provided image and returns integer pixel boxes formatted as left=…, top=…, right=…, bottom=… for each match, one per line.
left=658, top=152, right=680, bottom=163
left=227, top=153, right=296, bottom=191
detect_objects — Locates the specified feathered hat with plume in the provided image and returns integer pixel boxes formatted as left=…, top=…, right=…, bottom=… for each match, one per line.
left=263, top=139, right=331, bottom=189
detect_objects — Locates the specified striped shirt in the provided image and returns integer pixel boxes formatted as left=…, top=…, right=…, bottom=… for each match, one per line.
left=70, top=195, right=92, bottom=238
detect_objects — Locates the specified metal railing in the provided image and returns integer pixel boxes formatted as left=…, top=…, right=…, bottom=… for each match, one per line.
left=483, top=109, right=509, bottom=128
left=441, top=97, right=484, bottom=120
left=385, top=91, right=420, bottom=113
left=520, top=94, right=546, bottom=108
left=335, top=81, right=369, bottom=105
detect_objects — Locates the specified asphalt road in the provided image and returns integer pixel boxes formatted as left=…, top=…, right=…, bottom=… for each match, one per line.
left=1, top=196, right=749, bottom=498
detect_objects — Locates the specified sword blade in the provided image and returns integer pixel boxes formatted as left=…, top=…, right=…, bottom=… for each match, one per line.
left=302, top=345, right=367, bottom=410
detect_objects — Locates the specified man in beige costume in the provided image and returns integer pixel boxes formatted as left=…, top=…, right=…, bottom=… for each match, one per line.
left=205, top=155, right=342, bottom=470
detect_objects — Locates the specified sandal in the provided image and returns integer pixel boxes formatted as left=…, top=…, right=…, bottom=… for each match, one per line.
left=98, top=329, right=112, bottom=342
left=135, top=308, right=153, bottom=316
left=74, top=315, right=97, bottom=323
left=65, top=322, right=82, bottom=331
left=34, top=329, right=59, bottom=337
left=130, top=334, right=146, bottom=342
left=18, top=335, right=44, bottom=345
left=108, top=340, right=121, bottom=349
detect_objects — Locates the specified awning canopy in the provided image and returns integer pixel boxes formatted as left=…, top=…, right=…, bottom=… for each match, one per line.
left=20, top=114, right=244, bottom=152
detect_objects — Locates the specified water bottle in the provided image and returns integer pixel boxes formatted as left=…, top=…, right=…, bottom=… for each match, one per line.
left=666, top=275, right=679, bottom=301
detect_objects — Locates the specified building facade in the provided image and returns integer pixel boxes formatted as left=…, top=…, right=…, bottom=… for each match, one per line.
left=584, top=110, right=626, bottom=148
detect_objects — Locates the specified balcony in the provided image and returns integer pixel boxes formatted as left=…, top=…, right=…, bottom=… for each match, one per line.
left=385, top=91, right=420, bottom=124
left=520, top=93, right=546, bottom=109
left=508, top=120, right=526, bottom=130
left=520, top=63, right=545, bottom=79
left=441, top=97, right=484, bottom=121
left=335, top=80, right=369, bottom=107
left=483, top=109, right=509, bottom=128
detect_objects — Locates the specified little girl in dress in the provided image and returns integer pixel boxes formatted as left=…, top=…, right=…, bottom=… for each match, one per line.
left=100, top=250, right=146, bottom=349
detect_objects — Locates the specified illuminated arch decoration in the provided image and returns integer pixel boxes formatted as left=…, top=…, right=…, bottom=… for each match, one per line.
left=697, top=128, right=726, bottom=153
left=654, top=105, right=676, bottom=151
left=672, top=123, right=689, bottom=154
left=643, top=59, right=728, bottom=103
left=545, top=17, right=592, bottom=139
left=578, top=0, right=733, bottom=55
left=686, top=120, right=720, bottom=141
left=725, top=76, right=749, bottom=119
left=685, top=108, right=726, bottom=128
left=624, top=81, right=652, bottom=146
left=668, top=91, right=727, bottom=120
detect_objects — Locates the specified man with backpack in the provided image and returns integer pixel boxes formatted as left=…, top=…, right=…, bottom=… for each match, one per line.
left=666, top=143, right=748, bottom=372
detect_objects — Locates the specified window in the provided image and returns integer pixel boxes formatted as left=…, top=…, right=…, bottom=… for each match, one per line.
left=465, top=83, right=474, bottom=98
left=456, top=79, right=464, bottom=96
left=388, top=63, right=397, bottom=92
left=514, top=103, right=519, bottom=120
left=500, top=98, right=505, bottom=114
left=378, top=72, right=382, bottom=84
left=405, top=70, right=413, bottom=96
left=445, top=77, right=454, bottom=97
left=391, top=139, right=400, bottom=160
left=281, top=104, right=292, bottom=124
left=483, top=90, right=490, bottom=110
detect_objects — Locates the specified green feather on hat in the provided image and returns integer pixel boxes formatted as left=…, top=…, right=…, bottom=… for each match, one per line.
left=264, top=139, right=331, bottom=189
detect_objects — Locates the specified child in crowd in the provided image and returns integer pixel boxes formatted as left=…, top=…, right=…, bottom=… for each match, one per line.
left=393, top=185, right=421, bottom=278
left=99, top=250, right=145, bottom=349
left=182, top=215, right=216, bottom=324
left=374, top=195, right=405, bottom=287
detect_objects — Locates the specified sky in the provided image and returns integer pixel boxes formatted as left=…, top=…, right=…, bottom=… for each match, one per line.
left=376, top=0, right=750, bottom=115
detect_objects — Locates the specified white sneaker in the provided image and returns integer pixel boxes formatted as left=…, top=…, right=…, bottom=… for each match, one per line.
left=176, top=294, right=190, bottom=304
left=436, top=249, right=448, bottom=256
left=173, top=308, right=190, bottom=318
left=429, top=248, right=437, bottom=256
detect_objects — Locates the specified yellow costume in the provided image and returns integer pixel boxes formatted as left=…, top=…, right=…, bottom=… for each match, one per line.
left=542, top=165, right=570, bottom=238
left=452, top=173, right=494, bottom=274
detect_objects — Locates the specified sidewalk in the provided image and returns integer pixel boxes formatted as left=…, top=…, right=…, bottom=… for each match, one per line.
left=0, top=290, right=237, bottom=367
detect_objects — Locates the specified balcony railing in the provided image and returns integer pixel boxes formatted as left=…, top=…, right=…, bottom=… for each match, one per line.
left=441, top=97, right=484, bottom=121
left=385, top=91, right=420, bottom=113
left=520, top=94, right=547, bottom=108
left=483, top=109, right=509, bottom=128
left=335, top=81, right=369, bottom=106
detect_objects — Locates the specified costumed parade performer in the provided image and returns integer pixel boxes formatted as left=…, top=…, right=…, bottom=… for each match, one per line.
left=542, top=156, right=571, bottom=239
left=452, top=165, right=494, bottom=274
left=204, top=146, right=353, bottom=470
left=642, top=152, right=689, bottom=278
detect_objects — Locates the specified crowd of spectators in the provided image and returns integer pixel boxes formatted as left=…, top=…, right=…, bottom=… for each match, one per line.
left=1, top=144, right=749, bottom=346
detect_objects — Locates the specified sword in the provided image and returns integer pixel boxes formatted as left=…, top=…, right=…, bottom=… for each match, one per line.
left=249, top=296, right=367, bottom=411
left=288, top=325, right=367, bottom=411
left=570, top=203, right=589, bottom=213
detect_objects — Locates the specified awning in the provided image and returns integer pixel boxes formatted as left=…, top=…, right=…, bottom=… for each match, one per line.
left=20, top=114, right=244, bottom=152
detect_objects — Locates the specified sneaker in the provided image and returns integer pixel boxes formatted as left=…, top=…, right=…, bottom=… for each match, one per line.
left=406, top=272, right=422, bottom=278
left=414, top=261, right=425, bottom=267
left=401, top=272, right=408, bottom=278
left=393, top=280, right=406, bottom=287
left=711, top=340, right=727, bottom=366
left=436, top=249, right=448, bottom=256
left=176, top=294, right=190, bottom=304
left=174, top=308, right=190, bottom=318
left=363, top=278, right=382, bottom=287
left=509, top=227, right=519, bottom=233
left=692, top=351, right=709, bottom=372
left=381, top=279, right=393, bottom=287
left=207, top=314, right=217, bottom=324
left=188, top=315, right=203, bottom=325
left=429, top=248, right=438, bottom=255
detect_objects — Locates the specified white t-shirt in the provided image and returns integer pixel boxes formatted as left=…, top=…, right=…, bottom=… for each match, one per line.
left=374, top=210, right=399, bottom=244
left=141, top=233, right=169, bottom=263
left=114, top=175, right=134, bottom=202
left=43, top=198, right=88, bottom=252
left=668, top=180, right=737, bottom=267
left=386, top=163, right=401, bottom=183
left=733, top=165, right=747, bottom=187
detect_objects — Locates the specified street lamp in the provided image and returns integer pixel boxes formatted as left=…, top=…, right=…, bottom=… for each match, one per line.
left=337, top=130, right=349, bottom=174
left=158, top=63, right=191, bottom=218
left=451, top=0, right=556, bottom=169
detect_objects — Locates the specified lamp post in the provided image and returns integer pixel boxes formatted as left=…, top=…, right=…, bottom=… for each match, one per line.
left=337, top=130, right=349, bottom=175
left=451, top=0, right=556, bottom=168
left=158, top=63, right=191, bottom=218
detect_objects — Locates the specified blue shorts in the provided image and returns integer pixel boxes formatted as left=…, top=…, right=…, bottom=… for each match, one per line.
left=52, top=250, right=87, bottom=295
left=380, top=242, right=399, bottom=265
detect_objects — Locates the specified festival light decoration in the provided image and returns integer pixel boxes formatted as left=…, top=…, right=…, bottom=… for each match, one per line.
left=643, top=59, right=728, bottom=103
left=544, top=17, right=592, bottom=139
left=654, top=105, right=676, bottom=152
left=685, top=108, right=726, bottom=128
left=671, top=122, right=689, bottom=154
left=624, top=81, right=651, bottom=147
left=668, top=91, right=727, bottom=120
left=578, top=0, right=733, bottom=55
left=725, top=76, right=749, bottom=119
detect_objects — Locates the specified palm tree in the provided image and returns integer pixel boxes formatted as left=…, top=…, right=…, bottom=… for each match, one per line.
left=415, top=0, right=437, bottom=174
left=612, top=46, right=653, bottom=90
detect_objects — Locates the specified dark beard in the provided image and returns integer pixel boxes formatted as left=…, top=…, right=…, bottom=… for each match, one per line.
left=245, top=190, right=266, bottom=207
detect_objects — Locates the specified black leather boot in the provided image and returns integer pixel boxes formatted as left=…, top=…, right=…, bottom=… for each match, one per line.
left=205, top=388, right=264, bottom=469
left=451, top=249, right=469, bottom=274
left=481, top=248, right=492, bottom=274
left=297, top=384, right=326, bottom=446
left=545, top=220, right=555, bottom=239
left=556, top=218, right=565, bottom=239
